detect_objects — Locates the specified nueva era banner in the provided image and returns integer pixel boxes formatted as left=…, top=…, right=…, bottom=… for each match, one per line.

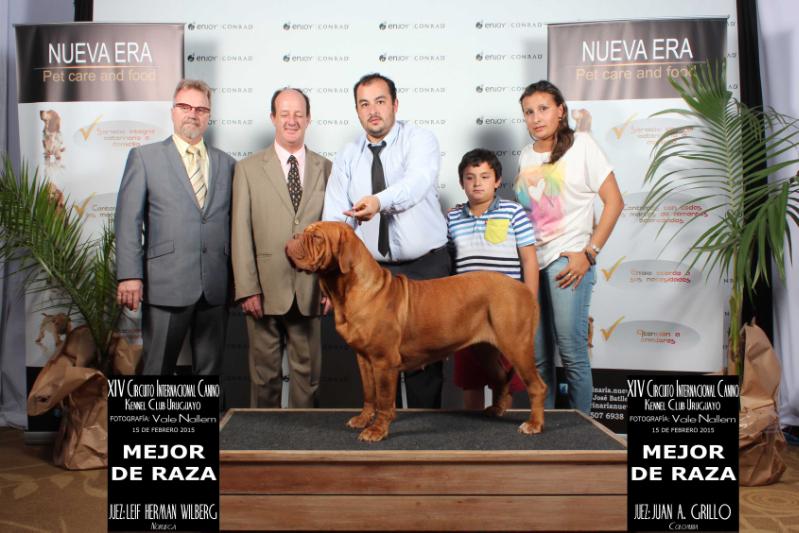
left=14, top=23, right=183, bottom=431
left=548, top=18, right=730, bottom=430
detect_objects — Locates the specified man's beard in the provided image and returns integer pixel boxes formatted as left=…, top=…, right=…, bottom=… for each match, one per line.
left=180, top=121, right=202, bottom=140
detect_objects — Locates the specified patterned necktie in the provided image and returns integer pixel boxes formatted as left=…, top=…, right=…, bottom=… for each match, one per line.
left=369, top=142, right=390, bottom=257
left=186, top=145, right=207, bottom=208
left=287, top=154, right=302, bottom=212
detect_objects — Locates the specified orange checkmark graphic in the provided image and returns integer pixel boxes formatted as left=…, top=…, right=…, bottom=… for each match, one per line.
left=612, top=113, right=637, bottom=139
left=601, top=316, right=625, bottom=341
left=73, top=193, right=95, bottom=217
left=601, top=256, right=626, bottom=281
left=79, top=115, right=103, bottom=141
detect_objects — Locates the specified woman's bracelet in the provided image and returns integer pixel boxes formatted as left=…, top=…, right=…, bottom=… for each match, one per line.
left=584, top=250, right=596, bottom=266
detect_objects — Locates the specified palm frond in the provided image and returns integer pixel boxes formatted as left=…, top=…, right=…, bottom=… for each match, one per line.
left=643, top=61, right=799, bottom=375
left=0, top=156, right=121, bottom=368
left=643, top=61, right=799, bottom=301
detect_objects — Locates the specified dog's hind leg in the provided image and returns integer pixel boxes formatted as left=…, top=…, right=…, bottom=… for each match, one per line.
left=499, top=337, right=546, bottom=435
left=357, top=358, right=399, bottom=442
left=347, top=352, right=377, bottom=429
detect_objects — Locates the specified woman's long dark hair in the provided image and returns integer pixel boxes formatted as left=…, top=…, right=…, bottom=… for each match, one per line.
left=519, top=80, right=574, bottom=165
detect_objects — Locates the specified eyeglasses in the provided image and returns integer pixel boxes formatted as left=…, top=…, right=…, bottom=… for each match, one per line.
left=174, top=102, right=211, bottom=115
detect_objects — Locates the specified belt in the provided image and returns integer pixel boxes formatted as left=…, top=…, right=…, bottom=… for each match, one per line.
left=378, top=245, right=447, bottom=266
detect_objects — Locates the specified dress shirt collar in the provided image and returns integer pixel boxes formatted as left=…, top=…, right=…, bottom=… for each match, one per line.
left=172, top=134, right=206, bottom=158
left=273, top=142, right=306, bottom=181
left=362, top=120, right=402, bottom=151
left=274, top=141, right=305, bottom=165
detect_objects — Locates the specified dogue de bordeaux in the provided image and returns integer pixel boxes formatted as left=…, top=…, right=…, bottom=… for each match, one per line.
left=286, top=221, right=546, bottom=442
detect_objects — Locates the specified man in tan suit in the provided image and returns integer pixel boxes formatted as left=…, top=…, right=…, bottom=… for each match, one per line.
left=232, top=88, right=332, bottom=407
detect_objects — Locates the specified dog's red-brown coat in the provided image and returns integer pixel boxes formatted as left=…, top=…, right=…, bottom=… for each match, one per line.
left=286, top=221, right=546, bottom=442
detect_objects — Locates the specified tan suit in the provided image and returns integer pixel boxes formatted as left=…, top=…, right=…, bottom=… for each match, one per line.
left=231, top=145, right=332, bottom=407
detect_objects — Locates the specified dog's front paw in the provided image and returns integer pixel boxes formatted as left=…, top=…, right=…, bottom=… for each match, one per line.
left=518, top=421, right=544, bottom=435
left=358, top=425, right=388, bottom=442
left=346, top=411, right=374, bottom=429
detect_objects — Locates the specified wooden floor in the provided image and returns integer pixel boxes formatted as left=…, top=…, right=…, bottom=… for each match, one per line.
left=219, top=409, right=628, bottom=531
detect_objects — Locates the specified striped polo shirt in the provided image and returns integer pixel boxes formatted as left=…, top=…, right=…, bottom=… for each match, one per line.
left=446, top=197, right=536, bottom=279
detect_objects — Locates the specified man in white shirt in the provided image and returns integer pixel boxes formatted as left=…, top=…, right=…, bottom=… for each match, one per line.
left=323, top=73, right=450, bottom=408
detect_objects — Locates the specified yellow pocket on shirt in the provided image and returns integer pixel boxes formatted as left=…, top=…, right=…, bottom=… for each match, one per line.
left=485, top=219, right=509, bottom=244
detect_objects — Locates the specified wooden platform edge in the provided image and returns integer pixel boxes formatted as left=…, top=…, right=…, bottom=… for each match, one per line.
left=220, top=494, right=628, bottom=531
left=219, top=448, right=627, bottom=463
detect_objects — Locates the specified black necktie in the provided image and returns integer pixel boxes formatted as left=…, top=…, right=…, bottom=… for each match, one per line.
left=369, top=142, right=390, bottom=257
left=287, top=154, right=302, bottom=212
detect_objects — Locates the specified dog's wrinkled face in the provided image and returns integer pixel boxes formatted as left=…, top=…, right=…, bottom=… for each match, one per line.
left=286, top=221, right=352, bottom=273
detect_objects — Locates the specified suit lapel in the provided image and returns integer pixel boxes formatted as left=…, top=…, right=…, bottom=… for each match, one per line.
left=262, top=146, right=295, bottom=215
left=163, top=137, right=203, bottom=212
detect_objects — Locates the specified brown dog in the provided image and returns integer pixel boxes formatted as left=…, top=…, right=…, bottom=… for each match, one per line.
left=40, top=110, right=65, bottom=161
left=286, top=221, right=546, bottom=442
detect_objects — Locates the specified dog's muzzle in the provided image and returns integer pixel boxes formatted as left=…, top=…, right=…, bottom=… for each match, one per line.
left=285, top=236, right=315, bottom=272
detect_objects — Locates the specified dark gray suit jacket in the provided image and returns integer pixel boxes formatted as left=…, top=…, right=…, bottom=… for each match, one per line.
left=115, top=137, right=236, bottom=307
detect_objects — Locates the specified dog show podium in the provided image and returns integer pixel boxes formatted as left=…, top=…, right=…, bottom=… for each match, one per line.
left=219, top=409, right=627, bottom=531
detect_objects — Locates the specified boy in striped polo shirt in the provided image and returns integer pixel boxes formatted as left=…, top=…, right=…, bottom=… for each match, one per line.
left=447, top=149, right=539, bottom=409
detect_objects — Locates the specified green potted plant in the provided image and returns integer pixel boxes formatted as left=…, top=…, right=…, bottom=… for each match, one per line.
left=0, top=156, right=124, bottom=468
left=643, top=61, right=799, bottom=376
left=0, top=157, right=120, bottom=367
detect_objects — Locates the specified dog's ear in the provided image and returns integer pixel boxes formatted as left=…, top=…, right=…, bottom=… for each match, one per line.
left=337, top=228, right=353, bottom=274
left=51, top=113, right=61, bottom=132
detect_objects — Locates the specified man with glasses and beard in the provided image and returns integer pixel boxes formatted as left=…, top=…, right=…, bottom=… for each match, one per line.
left=115, top=79, right=236, bottom=377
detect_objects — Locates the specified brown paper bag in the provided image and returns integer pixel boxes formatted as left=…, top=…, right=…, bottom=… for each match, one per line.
left=27, top=326, right=109, bottom=470
left=28, top=326, right=97, bottom=415
left=111, top=335, right=142, bottom=375
left=52, top=370, right=108, bottom=470
left=738, top=322, right=787, bottom=486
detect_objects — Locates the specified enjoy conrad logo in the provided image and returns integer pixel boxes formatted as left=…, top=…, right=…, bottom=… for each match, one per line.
left=379, top=21, right=446, bottom=30
left=283, top=22, right=350, bottom=31
left=475, top=21, right=544, bottom=30
left=476, top=52, right=543, bottom=62
left=379, top=54, right=445, bottom=63
left=188, top=22, right=253, bottom=31
left=283, top=54, right=349, bottom=62
left=188, top=54, right=252, bottom=63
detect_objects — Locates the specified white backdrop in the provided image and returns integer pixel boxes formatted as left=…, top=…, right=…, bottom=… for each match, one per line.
left=758, top=0, right=799, bottom=428
left=94, top=0, right=741, bottom=413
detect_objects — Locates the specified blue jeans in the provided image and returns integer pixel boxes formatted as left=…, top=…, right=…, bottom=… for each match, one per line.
left=534, top=256, right=595, bottom=414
